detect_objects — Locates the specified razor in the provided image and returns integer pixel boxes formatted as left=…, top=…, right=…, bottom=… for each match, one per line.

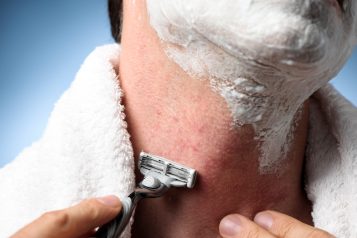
left=95, top=151, right=198, bottom=238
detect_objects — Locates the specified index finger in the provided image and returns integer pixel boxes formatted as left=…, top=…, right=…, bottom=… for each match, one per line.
left=12, top=195, right=121, bottom=238
left=254, top=211, right=335, bottom=238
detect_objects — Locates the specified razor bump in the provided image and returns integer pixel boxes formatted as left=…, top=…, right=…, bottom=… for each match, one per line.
left=95, top=151, right=198, bottom=238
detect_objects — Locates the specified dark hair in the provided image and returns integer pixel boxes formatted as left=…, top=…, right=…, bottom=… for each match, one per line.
left=108, top=0, right=123, bottom=43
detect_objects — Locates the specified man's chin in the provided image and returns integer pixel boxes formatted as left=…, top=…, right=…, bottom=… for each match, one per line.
left=195, top=23, right=330, bottom=75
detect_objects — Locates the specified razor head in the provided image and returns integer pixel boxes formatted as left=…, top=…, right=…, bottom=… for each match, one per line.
left=139, top=151, right=197, bottom=188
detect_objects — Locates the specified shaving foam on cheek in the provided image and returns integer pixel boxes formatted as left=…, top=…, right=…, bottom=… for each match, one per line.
left=146, top=0, right=357, bottom=172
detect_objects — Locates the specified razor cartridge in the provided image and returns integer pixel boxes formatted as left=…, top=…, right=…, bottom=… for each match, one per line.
left=95, top=151, right=198, bottom=238
left=139, top=152, right=197, bottom=188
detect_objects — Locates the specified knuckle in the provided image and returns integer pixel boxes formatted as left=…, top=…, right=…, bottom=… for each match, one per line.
left=307, top=229, right=335, bottom=238
left=41, top=210, right=69, bottom=228
left=280, top=220, right=296, bottom=237
left=244, top=225, right=261, bottom=238
left=83, top=199, right=101, bottom=221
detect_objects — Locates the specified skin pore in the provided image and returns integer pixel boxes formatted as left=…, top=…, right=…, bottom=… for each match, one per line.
left=116, top=1, right=315, bottom=237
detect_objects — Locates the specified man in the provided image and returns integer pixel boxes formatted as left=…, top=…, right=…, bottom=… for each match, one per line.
left=1, top=0, right=357, bottom=237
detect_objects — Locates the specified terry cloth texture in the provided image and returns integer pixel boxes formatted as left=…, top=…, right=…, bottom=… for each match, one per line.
left=0, top=44, right=356, bottom=237
left=306, top=85, right=357, bottom=237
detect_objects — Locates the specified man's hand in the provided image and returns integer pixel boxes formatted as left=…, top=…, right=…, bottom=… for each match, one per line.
left=219, top=210, right=334, bottom=238
left=11, top=195, right=121, bottom=238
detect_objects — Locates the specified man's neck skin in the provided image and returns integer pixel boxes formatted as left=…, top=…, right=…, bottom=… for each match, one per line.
left=117, top=1, right=312, bottom=237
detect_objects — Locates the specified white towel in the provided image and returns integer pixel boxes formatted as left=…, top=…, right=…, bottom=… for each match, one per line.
left=306, top=85, right=357, bottom=237
left=0, top=44, right=356, bottom=237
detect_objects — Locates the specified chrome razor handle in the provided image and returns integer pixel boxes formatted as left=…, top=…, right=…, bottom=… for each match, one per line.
left=95, top=196, right=134, bottom=238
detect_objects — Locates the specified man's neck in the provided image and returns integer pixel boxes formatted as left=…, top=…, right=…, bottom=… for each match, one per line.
left=118, top=45, right=312, bottom=238
left=116, top=2, right=312, bottom=236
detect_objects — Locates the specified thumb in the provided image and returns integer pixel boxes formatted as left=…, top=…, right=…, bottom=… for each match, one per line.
left=12, top=195, right=121, bottom=238
left=254, top=211, right=335, bottom=238
left=219, top=214, right=276, bottom=238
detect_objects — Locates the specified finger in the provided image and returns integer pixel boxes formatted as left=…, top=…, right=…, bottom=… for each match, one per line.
left=219, top=214, right=277, bottom=238
left=254, top=211, right=335, bottom=238
left=12, top=195, right=121, bottom=238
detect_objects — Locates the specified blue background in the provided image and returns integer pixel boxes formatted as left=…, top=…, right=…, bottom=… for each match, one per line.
left=0, top=1, right=356, bottom=167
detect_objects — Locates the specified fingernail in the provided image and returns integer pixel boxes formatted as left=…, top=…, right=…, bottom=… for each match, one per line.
left=97, top=195, right=120, bottom=208
left=254, top=212, right=273, bottom=229
left=219, top=215, right=242, bottom=237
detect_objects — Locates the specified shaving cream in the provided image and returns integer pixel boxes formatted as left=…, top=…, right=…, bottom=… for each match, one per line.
left=146, top=0, right=357, bottom=172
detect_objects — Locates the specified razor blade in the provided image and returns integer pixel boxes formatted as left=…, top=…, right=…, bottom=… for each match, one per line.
left=139, top=151, right=197, bottom=188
